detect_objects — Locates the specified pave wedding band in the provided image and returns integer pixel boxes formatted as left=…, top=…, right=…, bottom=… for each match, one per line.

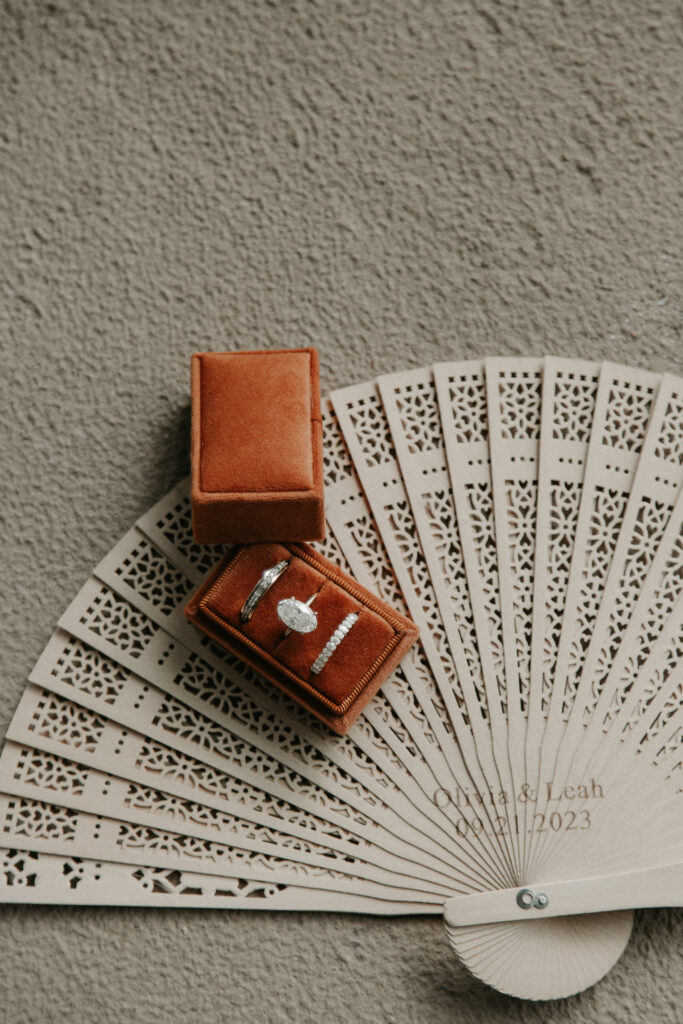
left=310, top=612, right=359, bottom=675
left=239, top=560, right=289, bottom=623
left=278, top=593, right=318, bottom=636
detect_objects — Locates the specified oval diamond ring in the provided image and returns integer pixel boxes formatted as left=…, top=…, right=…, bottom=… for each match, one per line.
left=278, top=594, right=318, bottom=636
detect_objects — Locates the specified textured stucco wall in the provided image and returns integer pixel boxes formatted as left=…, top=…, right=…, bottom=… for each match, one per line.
left=0, top=1, right=682, bottom=1021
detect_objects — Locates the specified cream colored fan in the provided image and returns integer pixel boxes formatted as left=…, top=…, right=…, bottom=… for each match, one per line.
left=0, top=357, right=680, bottom=1001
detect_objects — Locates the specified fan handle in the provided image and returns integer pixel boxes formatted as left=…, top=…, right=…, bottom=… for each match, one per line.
left=444, top=862, right=683, bottom=927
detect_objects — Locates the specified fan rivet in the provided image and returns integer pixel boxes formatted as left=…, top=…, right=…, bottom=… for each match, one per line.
left=516, top=888, right=534, bottom=909
left=516, top=888, right=549, bottom=911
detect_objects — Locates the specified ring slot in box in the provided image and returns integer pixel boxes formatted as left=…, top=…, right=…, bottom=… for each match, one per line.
left=191, top=349, right=325, bottom=544
left=184, top=542, right=420, bottom=734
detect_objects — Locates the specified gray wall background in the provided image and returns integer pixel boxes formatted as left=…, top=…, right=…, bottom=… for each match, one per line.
left=1, top=1, right=681, bottom=1021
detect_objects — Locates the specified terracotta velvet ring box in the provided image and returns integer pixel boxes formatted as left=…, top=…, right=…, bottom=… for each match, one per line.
left=185, top=542, right=420, bottom=734
left=191, top=349, right=325, bottom=544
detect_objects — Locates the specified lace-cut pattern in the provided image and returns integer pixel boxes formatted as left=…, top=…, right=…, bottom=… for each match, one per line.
left=50, top=636, right=128, bottom=706
left=393, top=380, right=442, bottom=455
left=1, top=849, right=39, bottom=888
left=498, top=371, right=542, bottom=441
left=61, top=857, right=88, bottom=889
left=28, top=691, right=106, bottom=754
left=135, top=737, right=357, bottom=848
left=385, top=498, right=465, bottom=711
left=597, top=534, right=683, bottom=726
left=543, top=481, right=583, bottom=706
left=614, top=632, right=683, bottom=736
left=150, top=696, right=388, bottom=828
left=19, top=694, right=368, bottom=857
left=113, top=536, right=194, bottom=616
left=153, top=498, right=222, bottom=577
left=445, top=371, right=488, bottom=444
left=552, top=373, right=599, bottom=444
left=131, top=867, right=286, bottom=899
left=3, top=799, right=78, bottom=842
left=584, top=497, right=675, bottom=718
left=78, top=588, right=159, bottom=659
left=40, top=621, right=419, bottom=851
left=117, top=822, right=347, bottom=881
left=170, top=649, right=411, bottom=817
left=346, top=396, right=395, bottom=468
left=505, top=479, right=538, bottom=711
left=313, top=528, right=352, bottom=573
left=13, top=747, right=89, bottom=797
left=322, top=406, right=355, bottom=486
left=602, top=381, right=655, bottom=453
left=563, top=486, right=629, bottom=719
left=423, top=489, right=488, bottom=722
left=121, top=782, right=348, bottom=862
left=464, top=481, right=506, bottom=712
left=653, top=393, right=683, bottom=465
left=344, top=513, right=405, bottom=610
left=646, top=685, right=683, bottom=767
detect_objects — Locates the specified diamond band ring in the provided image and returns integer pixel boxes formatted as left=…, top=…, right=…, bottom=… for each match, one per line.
left=239, top=560, right=289, bottom=623
left=310, top=612, right=359, bottom=675
left=278, top=594, right=318, bottom=636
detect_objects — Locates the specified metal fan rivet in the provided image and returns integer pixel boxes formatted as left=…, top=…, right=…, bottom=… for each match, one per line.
left=516, top=888, right=549, bottom=911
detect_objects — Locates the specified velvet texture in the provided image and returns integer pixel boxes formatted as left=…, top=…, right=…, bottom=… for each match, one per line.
left=185, top=542, right=420, bottom=734
left=191, top=349, right=325, bottom=544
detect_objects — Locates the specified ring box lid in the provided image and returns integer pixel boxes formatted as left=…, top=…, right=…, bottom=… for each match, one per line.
left=191, top=349, right=324, bottom=544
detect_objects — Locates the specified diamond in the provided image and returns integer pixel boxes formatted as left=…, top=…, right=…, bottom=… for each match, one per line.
left=277, top=597, right=318, bottom=634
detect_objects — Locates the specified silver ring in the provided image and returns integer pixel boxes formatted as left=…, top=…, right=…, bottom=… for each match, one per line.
left=239, top=560, right=289, bottom=623
left=278, top=593, right=318, bottom=636
left=310, top=612, right=359, bottom=675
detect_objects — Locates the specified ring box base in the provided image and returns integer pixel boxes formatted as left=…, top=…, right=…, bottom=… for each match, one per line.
left=184, top=542, right=420, bottom=734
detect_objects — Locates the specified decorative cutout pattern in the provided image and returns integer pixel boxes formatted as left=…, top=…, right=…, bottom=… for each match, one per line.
left=322, top=406, right=355, bottom=486
left=596, top=534, right=683, bottom=726
left=584, top=497, right=675, bottom=718
left=50, top=636, right=127, bottom=705
left=131, top=866, right=286, bottom=899
left=78, top=589, right=159, bottom=658
left=393, top=381, right=443, bottom=454
left=28, top=692, right=106, bottom=755
left=505, top=479, right=538, bottom=710
left=113, top=536, right=194, bottom=616
left=1, top=849, right=39, bottom=888
left=653, top=393, right=683, bottom=465
left=602, top=381, right=655, bottom=453
left=116, top=821, right=347, bottom=881
left=13, top=747, right=88, bottom=797
left=4, top=799, right=78, bottom=842
left=445, top=371, right=488, bottom=444
left=344, top=513, right=405, bottom=610
left=563, top=486, right=629, bottom=718
left=552, top=373, right=599, bottom=443
left=346, top=396, right=395, bottom=468
left=423, top=489, right=487, bottom=721
left=498, top=372, right=542, bottom=441
left=152, top=498, right=223, bottom=577
left=464, top=481, right=506, bottom=712
left=616, top=626, right=683, bottom=735
left=385, top=498, right=464, bottom=710
left=543, top=481, right=583, bottom=706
